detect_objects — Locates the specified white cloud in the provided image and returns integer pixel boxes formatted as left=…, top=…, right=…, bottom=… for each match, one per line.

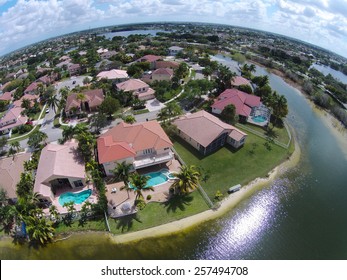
left=0, top=0, right=346, bottom=57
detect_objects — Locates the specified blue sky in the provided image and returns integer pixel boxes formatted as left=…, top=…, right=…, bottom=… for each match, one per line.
left=0, top=0, right=347, bottom=58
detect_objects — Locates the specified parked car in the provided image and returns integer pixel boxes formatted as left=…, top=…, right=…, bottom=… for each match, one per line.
left=45, top=108, right=50, bottom=113
left=72, top=80, right=76, bottom=84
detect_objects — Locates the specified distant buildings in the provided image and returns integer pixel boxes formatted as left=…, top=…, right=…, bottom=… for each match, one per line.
left=168, top=46, right=183, bottom=56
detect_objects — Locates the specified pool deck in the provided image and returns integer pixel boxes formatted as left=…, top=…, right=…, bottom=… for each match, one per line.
left=106, top=158, right=182, bottom=218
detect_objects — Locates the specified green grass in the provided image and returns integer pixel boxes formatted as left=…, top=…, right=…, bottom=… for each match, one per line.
left=8, top=125, right=41, bottom=143
left=108, top=191, right=209, bottom=235
left=239, top=122, right=291, bottom=145
left=54, top=217, right=108, bottom=234
left=173, top=132, right=291, bottom=199
left=0, top=112, right=5, bottom=118
left=133, top=108, right=150, bottom=115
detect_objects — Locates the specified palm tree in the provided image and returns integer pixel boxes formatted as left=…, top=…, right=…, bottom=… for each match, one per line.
left=27, top=131, right=48, bottom=150
left=123, top=115, right=136, bottom=124
left=46, top=94, right=59, bottom=113
left=60, top=125, right=76, bottom=143
left=272, top=93, right=288, bottom=123
left=21, top=98, right=31, bottom=110
left=217, top=64, right=236, bottom=92
left=49, top=205, right=59, bottom=223
left=76, top=93, right=86, bottom=112
left=129, top=173, right=153, bottom=201
left=8, top=141, right=21, bottom=159
left=26, top=215, right=55, bottom=245
left=113, top=161, right=133, bottom=199
left=171, top=165, right=200, bottom=195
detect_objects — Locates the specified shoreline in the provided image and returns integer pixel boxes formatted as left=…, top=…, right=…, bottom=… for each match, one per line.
left=108, top=137, right=300, bottom=244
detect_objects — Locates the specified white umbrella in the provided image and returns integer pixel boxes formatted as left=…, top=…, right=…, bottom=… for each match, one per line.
left=121, top=202, right=131, bottom=212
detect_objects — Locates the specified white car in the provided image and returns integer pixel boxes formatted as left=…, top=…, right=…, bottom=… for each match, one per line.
left=45, top=108, right=50, bottom=114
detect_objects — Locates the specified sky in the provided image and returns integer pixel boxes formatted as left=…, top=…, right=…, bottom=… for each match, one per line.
left=0, top=0, right=347, bottom=58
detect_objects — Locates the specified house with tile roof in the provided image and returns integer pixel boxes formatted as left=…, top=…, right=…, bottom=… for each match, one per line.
left=0, top=153, right=31, bottom=201
left=68, top=63, right=81, bottom=76
left=24, top=81, right=41, bottom=95
left=116, top=79, right=155, bottom=101
left=0, top=107, right=28, bottom=134
left=65, top=89, right=104, bottom=116
left=97, top=69, right=129, bottom=81
left=154, top=60, right=180, bottom=70
left=173, top=110, right=247, bottom=155
left=231, top=76, right=252, bottom=87
left=137, top=55, right=162, bottom=69
left=34, top=141, right=86, bottom=202
left=151, top=68, right=174, bottom=82
left=97, top=121, right=173, bottom=176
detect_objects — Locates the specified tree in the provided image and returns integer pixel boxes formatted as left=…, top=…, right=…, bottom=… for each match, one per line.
left=63, top=201, right=76, bottom=225
left=60, top=125, right=76, bottom=144
left=83, top=77, right=91, bottom=85
left=171, top=165, right=200, bottom=195
left=129, top=173, right=153, bottom=201
left=216, top=64, right=236, bottom=93
left=0, top=137, right=7, bottom=154
left=75, top=130, right=95, bottom=163
left=90, top=113, right=108, bottom=133
left=232, top=52, right=246, bottom=66
left=272, top=92, right=288, bottom=124
left=21, top=98, right=31, bottom=110
left=99, top=96, right=120, bottom=118
left=26, top=215, right=55, bottom=245
left=161, top=122, right=178, bottom=139
left=49, top=205, right=59, bottom=223
left=8, top=141, right=21, bottom=158
left=27, top=131, right=48, bottom=150
left=238, top=84, right=253, bottom=94
left=221, top=104, right=238, bottom=125
left=123, top=115, right=136, bottom=124
left=174, top=62, right=189, bottom=80
left=113, top=161, right=133, bottom=198
left=46, top=94, right=59, bottom=113
left=157, top=101, right=182, bottom=122
left=16, top=172, right=34, bottom=199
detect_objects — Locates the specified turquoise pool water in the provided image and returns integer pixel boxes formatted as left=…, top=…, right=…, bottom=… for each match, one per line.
left=251, top=115, right=267, bottom=123
left=130, top=170, right=173, bottom=189
left=58, top=189, right=92, bottom=206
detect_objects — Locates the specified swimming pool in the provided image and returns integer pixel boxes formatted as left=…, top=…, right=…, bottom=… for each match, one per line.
left=251, top=115, right=267, bottom=123
left=58, top=189, right=92, bottom=206
left=130, top=169, right=175, bottom=189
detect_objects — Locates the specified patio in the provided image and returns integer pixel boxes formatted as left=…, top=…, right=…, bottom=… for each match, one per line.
left=106, top=158, right=181, bottom=218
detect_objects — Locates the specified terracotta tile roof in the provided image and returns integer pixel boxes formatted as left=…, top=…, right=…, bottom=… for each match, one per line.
left=65, top=89, right=104, bottom=112
left=212, top=89, right=260, bottom=117
left=174, top=111, right=246, bottom=147
left=13, top=94, right=39, bottom=108
left=138, top=55, right=162, bottom=63
left=24, top=82, right=39, bottom=93
left=231, top=76, right=252, bottom=87
left=97, top=121, right=173, bottom=164
left=0, top=91, right=13, bottom=101
left=34, top=141, right=85, bottom=196
left=97, top=69, right=129, bottom=80
left=152, top=68, right=174, bottom=76
left=0, top=153, right=31, bottom=199
left=0, top=107, right=23, bottom=125
left=155, top=60, right=179, bottom=69
left=116, top=79, right=149, bottom=92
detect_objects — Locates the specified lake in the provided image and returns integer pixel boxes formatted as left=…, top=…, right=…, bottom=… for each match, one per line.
left=100, top=29, right=167, bottom=40
left=311, top=63, right=347, bottom=85
left=1, top=57, right=347, bottom=259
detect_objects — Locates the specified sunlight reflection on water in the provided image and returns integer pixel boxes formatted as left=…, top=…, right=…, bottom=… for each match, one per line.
left=197, top=180, right=293, bottom=259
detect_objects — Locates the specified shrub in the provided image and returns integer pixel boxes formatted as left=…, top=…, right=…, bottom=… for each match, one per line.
left=135, top=199, right=146, bottom=210
left=214, top=190, right=224, bottom=201
left=146, top=195, right=152, bottom=200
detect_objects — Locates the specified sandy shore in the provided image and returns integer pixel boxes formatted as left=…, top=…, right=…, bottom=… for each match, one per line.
left=109, top=138, right=301, bottom=244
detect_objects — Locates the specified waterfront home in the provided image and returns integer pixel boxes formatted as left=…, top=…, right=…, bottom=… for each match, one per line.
left=116, top=79, right=155, bottom=101
left=97, top=120, right=173, bottom=176
left=0, top=153, right=31, bottom=202
left=34, top=141, right=86, bottom=203
left=231, top=76, right=252, bottom=88
left=168, top=46, right=184, bottom=56
left=97, top=69, right=129, bottom=81
left=65, top=89, right=104, bottom=116
left=0, top=107, right=28, bottom=135
left=211, top=89, right=270, bottom=125
left=173, top=110, right=247, bottom=155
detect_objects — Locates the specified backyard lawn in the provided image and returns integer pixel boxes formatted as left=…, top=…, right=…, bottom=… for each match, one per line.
left=108, top=191, right=209, bottom=234
left=173, top=132, right=292, bottom=199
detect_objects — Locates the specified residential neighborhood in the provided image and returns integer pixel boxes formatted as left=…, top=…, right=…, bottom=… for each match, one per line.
left=0, top=22, right=297, bottom=247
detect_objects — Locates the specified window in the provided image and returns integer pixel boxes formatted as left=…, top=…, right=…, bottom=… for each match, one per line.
left=73, top=180, right=83, bottom=188
left=164, top=147, right=169, bottom=150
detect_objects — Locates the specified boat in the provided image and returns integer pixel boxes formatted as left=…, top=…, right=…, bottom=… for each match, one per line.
left=228, top=184, right=241, bottom=194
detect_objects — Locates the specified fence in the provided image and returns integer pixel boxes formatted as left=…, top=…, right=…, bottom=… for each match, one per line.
left=236, top=122, right=291, bottom=149
left=171, top=147, right=215, bottom=209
